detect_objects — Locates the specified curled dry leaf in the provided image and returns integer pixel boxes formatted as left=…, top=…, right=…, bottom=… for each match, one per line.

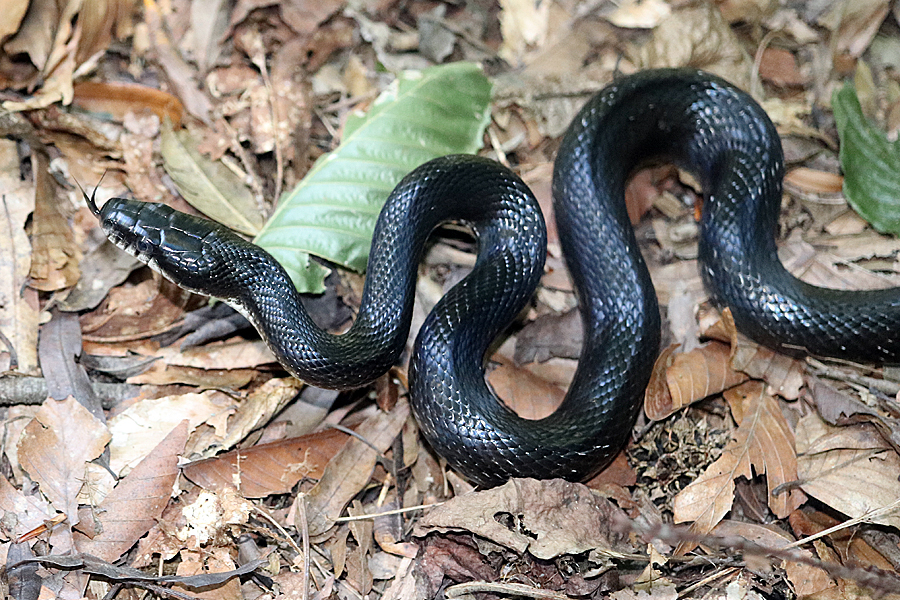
left=784, top=167, right=844, bottom=195
left=634, top=3, right=753, bottom=90
left=414, top=478, right=632, bottom=560
left=796, top=413, right=900, bottom=529
left=72, top=81, right=185, bottom=127
left=181, top=428, right=350, bottom=498
left=645, top=341, right=748, bottom=421
left=74, top=421, right=188, bottom=562
left=673, top=381, right=804, bottom=554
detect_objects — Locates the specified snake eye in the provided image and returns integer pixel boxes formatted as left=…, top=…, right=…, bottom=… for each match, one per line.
left=136, top=239, right=152, bottom=255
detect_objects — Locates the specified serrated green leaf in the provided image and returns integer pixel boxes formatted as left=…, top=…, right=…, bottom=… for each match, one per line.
left=833, top=82, right=900, bottom=235
left=160, top=120, right=263, bottom=236
left=254, top=62, right=492, bottom=293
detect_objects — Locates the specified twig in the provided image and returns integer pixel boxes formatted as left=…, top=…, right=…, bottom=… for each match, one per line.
left=445, top=581, right=568, bottom=599
left=333, top=502, right=443, bottom=522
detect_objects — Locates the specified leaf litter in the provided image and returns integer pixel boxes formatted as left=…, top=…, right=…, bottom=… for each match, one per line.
left=2, top=0, right=900, bottom=598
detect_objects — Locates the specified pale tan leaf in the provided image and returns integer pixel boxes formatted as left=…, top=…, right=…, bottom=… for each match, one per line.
left=635, top=3, right=753, bottom=91
left=0, top=473, right=55, bottom=540
left=0, top=141, right=39, bottom=373
left=672, top=438, right=748, bottom=555
left=108, top=390, right=234, bottom=476
left=74, top=421, right=188, bottom=562
left=160, top=120, right=262, bottom=235
left=724, top=381, right=805, bottom=519
left=17, top=397, right=111, bottom=524
left=303, top=400, right=409, bottom=537
left=673, top=381, right=804, bottom=554
left=784, top=167, right=843, bottom=194
left=796, top=414, right=900, bottom=529
left=644, top=344, right=679, bottom=421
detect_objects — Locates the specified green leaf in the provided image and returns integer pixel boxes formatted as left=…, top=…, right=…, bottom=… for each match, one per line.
left=160, top=120, right=263, bottom=236
left=254, top=62, right=492, bottom=293
left=833, top=82, right=900, bottom=235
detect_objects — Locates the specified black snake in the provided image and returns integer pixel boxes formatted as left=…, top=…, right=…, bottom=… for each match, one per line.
left=88, top=69, right=900, bottom=486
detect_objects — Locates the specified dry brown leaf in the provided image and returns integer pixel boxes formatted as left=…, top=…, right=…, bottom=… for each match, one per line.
left=17, top=397, right=111, bottom=525
left=796, top=413, right=900, bottom=529
left=784, top=167, right=844, bottom=195
left=190, top=378, right=303, bottom=459
left=181, top=428, right=350, bottom=498
left=303, top=400, right=410, bottom=537
left=819, top=0, right=890, bottom=62
left=0, top=473, right=55, bottom=540
left=372, top=495, right=419, bottom=558
left=81, top=278, right=193, bottom=342
left=487, top=359, right=565, bottom=420
left=143, top=0, right=212, bottom=122
left=646, top=341, right=748, bottom=420
left=74, top=421, right=188, bottom=562
left=176, top=547, right=242, bottom=600
left=720, top=309, right=804, bottom=400
left=28, top=152, right=80, bottom=291
left=758, top=47, right=804, bottom=87
left=712, top=520, right=835, bottom=597
left=347, top=501, right=374, bottom=596
left=414, top=478, right=632, bottom=560
left=673, top=381, right=804, bottom=554
left=604, top=0, right=671, bottom=29
left=644, top=344, right=679, bottom=421
left=0, top=141, right=39, bottom=374
left=725, top=382, right=805, bottom=518
left=108, top=390, right=234, bottom=476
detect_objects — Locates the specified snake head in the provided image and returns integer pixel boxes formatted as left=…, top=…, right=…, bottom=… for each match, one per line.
left=89, top=197, right=208, bottom=289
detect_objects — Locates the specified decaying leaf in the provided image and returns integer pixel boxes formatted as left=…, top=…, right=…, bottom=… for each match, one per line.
left=486, top=358, right=566, bottom=420
left=713, top=520, right=835, bottom=597
left=28, top=152, right=80, bottom=291
left=414, top=478, right=632, bottom=560
left=634, top=2, right=753, bottom=90
left=74, top=421, right=188, bottom=562
left=719, top=309, right=804, bottom=400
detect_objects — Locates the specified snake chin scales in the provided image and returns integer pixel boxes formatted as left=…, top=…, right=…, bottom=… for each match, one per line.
left=92, top=68, right=900, bottom=487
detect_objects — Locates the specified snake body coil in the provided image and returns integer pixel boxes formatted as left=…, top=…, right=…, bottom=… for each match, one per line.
left=92, top=69, right=900, bottom=486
